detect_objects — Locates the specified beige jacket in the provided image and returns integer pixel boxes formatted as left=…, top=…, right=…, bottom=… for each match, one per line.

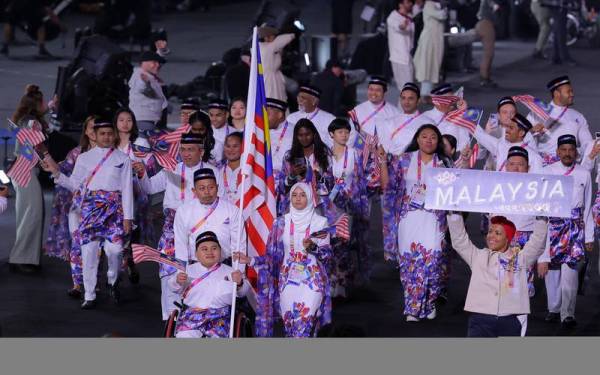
left=447, top=214, right=547, bottom=316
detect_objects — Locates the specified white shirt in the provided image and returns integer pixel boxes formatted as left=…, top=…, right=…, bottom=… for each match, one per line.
left=174, top=198, right=246, bottom=262
left=540, top=162, right=594, bottom=256
left=348, top=100, right=401, bottom=147
left=56, top=146, right=134, bottom=220
left=270, top=120, right=295, bottom=172
left=422, top=108, right=472, bottom=151
left=211, top=139, right=225, bottom=165
left=526, top=102, right=592, bottom=156
left=167, top=262, right=250, bottom=309
left=473, top=127, right=543, bottom=173
left=212, top=125, right=238, bottom=145
left=331, top=146, right=358, bottom=184
left=377, top=111, right=428, bottom=155
left=217, top=162, right=241, bottom=205
left=287, top=107, right=337, bottom=148
left=141, top=161, right=218, bottom=210
left=387, top=10, right=414, bottom=65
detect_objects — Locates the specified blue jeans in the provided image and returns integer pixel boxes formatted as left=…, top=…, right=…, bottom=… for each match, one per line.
left=467, top=313, right=521, bottom=337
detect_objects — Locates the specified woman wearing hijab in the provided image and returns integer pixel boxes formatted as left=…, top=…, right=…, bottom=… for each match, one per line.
left=380, top=124, right=452, bottom=322
left=234, top=182, right=332, bottom=337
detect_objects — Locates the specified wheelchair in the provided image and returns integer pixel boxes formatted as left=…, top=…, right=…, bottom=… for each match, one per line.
left=164, top=298, right=254, bottom=338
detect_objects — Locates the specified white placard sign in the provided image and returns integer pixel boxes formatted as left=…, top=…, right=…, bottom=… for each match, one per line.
left=424, top=168, right=574, bottom=218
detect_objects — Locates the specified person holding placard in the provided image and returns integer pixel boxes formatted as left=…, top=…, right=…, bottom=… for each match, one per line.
left=537, top=134, right=593, bottom=328
left=379, top=124, right=452, bottom=321
left=446, top=213, right=548, bottom=337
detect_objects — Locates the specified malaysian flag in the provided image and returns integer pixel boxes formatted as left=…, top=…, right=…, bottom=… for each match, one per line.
left=354, top=131, right=381, bottom=188
left=431, top=95, right=460, bottom=107
left=132, top=244, right=186, bottom=272
left=16, top=128, right=45, bottom=147
left=446, top=107, right=484, bottom=134
left=310, top=213, right=351, bottom=241
left=7, top=144, right=39, bottom=187
left=131, top=141, right=178, bottom=171
left=239, top=28, right=276, bottom=260
left=469, top=143, right=479, bottom=169
left=513, top=95, right=552, bottom=121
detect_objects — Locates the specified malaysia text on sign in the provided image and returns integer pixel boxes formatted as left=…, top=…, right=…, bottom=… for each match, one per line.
left=424, top=168, right=574, bottom=218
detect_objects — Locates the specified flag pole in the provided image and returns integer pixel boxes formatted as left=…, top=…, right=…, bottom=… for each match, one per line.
left=228, top=26, right=258, bottom=338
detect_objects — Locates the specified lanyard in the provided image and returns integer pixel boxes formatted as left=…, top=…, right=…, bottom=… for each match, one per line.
left=564, top=164, right=576, bottom=176
left=274, top=121, right=290, bottom=154
left=334, top=146, right=349, bottom=183
left=360, top=101, right=386, bottom=128
left=391, top=113, right=423, bottom=139
left=417, top=152, right=437, bottom=184
left=307, top=108, right=320, bottom=121
left=223, top=163, right=239, bottom=195
left=182, top=264, right=221, bottom=299
left=189, top=198, right=219, bottom=235
left=84, top=148, right=114, bottom=188
left=289, top=219, right=311, bottom=253
left=499, top=142, right=529, bottom=171
left=547, top=106, right=568, bottom=129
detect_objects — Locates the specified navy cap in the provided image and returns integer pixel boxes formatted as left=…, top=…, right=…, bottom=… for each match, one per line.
left=195, top=230, right=220, bottom=248
left=180, top=101, right=199, bottom=111
left=512, top=113, right=532, bottom=132
left=497, top=96, right=516, bottom=111
left=431, top=83, right=452, bottom=96
left=180, top=132, right=204, bottom=145
left=547, top=75, right=571, bottom=92
left=507, top=146, right=529, bottom=161
left=401, top=82, right=420, bottom=97
left=557, top=134, right=577, bottom=146
left=208, top=99, right=229, bottom=111
left=193, top=168, right=216, bottom=182
left=299, top=85, right=322, bottom=99
left=368, top=76, right=388, bottom=90
left=93, top=122, right=113, bottom=130
left=140, top=51, right=166, bottom=64
left=266, top=98, right=288, bottom=112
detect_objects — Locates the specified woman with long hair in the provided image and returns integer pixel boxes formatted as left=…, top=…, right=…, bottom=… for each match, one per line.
left=45, top=116, right=97, bottom=297
left=228, top=97, right=246, bottom=131
left=234, top=182, right=332, bottom=337
left=380, top=124, right=451, bottom=321
left=112, top=108, right=159, bottom=282
left=9, top=84, right=49, bottom=273
left=276, top=118, right=334, bottom=216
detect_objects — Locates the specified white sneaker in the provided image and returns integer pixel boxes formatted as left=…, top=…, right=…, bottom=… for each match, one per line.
left=426, top=308, right=437, bottom=320
left=406, top=315, right=420, bottom=322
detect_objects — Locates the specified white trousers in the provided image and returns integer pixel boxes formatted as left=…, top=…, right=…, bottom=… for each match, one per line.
left=391, top=61, right=414, bottom=106
left=161, top=277, right=180, bottom=320
left=81, top=241, right=123, bottom=301
left=545, top=263, right=579, bottom=321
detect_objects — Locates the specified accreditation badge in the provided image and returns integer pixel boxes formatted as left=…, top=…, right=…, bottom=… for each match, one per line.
left=409, top=183, right=426, bottom=209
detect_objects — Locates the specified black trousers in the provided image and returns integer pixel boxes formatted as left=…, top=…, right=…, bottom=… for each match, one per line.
left=467, top=313, right=522, bottom=337
left=551, top=8, right=571, bottom=63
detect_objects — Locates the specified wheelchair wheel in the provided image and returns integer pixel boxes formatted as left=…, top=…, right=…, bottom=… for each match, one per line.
left=164, top=309, right=179, bottom=338
left=234, top=311, right=254, bottom=338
